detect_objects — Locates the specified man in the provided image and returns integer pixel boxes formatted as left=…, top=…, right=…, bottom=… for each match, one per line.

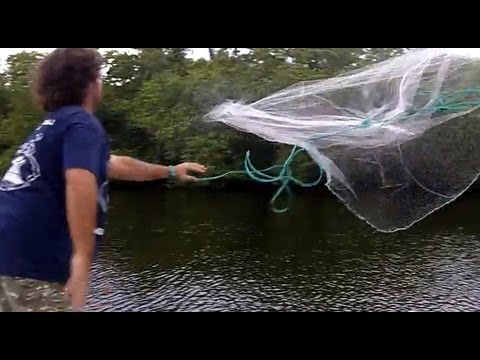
left=0, top=48, right=207, bottom=312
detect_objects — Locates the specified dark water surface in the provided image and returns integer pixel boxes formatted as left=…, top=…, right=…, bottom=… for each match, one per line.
left=86, top=187, right=480, bottom=312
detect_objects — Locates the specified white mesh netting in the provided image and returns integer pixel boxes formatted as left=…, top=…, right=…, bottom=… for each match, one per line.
left=205, top=48, right=480, bottom=232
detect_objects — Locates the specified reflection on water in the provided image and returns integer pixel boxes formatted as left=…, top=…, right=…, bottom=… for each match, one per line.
left=86, top=187, right=480, bottom=312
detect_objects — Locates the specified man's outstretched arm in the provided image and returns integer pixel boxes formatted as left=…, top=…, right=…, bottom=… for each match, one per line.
left=108, top=155, right=207, bottom=183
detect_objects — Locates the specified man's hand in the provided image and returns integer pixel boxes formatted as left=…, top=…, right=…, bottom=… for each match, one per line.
left=65, top=254, right=91, bottom=311
left=174, top=162, right=207, bottom=183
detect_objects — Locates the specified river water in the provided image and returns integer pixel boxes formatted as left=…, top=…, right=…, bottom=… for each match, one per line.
left=85, top=187, right=480, bottom=312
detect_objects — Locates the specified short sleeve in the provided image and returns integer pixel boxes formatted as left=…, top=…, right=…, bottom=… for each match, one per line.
left=63, top=122, right=103, bottom=178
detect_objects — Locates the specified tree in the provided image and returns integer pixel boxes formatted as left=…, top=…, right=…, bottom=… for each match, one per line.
left=0, top=52, right=45, bottom=169
left=0, top=48, right=416, bottom=184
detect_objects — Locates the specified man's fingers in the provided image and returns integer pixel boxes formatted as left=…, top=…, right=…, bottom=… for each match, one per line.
left=70, top=292, right=85, bottom=311
left=179, top=175, right=198, bottom=183
left=175, top=163, right=207, bottom=182
left=182, top=175, right=199, bottom=183
left=190, top=163, right=207, bottom=173
left=186, top=163, right=207, bottom=173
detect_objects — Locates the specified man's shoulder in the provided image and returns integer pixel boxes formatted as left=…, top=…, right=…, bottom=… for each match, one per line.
left=49, top=106, right=104, bottom=133
left=49, top=105, right=90, bottom=121
left=50, top=105, right=89, bottom=120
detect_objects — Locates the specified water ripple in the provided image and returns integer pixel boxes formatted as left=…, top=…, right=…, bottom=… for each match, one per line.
left=83, top=190, right=480, bottom=312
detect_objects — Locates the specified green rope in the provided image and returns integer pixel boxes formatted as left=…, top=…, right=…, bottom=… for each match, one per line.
left=198, top=146, right=323, bottom=213
left=198, top=86, right=480, bottom=213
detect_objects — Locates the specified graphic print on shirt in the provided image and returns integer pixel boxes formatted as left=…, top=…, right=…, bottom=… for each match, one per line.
left=0, top=132, right=45, bottom=192
left=0, top=119, right=55, bottom=192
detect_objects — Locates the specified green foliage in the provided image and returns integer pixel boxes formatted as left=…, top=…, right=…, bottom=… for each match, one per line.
left=0, top=48, right=408, bottom=184
left=0, top=52, right=44, bottom=169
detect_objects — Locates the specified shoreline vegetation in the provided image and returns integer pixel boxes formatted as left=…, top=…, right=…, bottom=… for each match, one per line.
left=3, top=47, right=468, bottom=195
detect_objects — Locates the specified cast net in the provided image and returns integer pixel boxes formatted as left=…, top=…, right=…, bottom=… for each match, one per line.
left=205, top=48, right=480, bottom=232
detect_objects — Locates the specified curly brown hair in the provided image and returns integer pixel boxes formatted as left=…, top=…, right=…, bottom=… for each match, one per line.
left=31, top=48, right=104, bottom=112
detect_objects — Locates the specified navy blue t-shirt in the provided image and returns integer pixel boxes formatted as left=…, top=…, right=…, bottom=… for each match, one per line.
left=0, top=105, right=110, bottom=284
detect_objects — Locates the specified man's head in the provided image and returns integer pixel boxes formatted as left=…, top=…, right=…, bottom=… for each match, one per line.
left=32, top=48, right=104, bottom=113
